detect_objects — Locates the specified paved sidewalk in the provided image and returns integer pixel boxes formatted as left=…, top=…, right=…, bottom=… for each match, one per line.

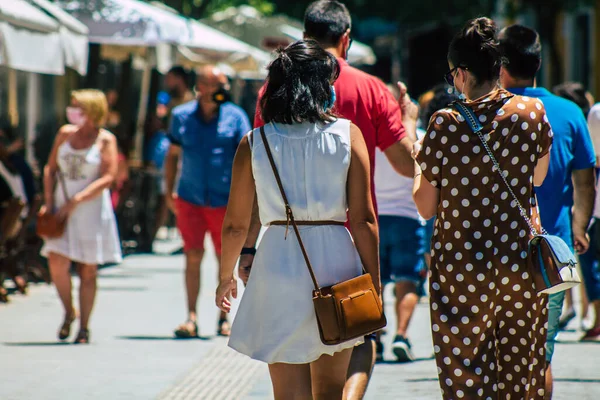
left=1, top=240, right=599, bottom=399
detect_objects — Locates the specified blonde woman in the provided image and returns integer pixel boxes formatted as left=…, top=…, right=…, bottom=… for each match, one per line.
left=41, top=90, right=122, bottom=344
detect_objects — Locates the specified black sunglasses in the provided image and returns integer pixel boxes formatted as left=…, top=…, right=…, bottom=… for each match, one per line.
left=348, top=37, right=353, bottom=51
left=444, top=66, right=467, bottom=86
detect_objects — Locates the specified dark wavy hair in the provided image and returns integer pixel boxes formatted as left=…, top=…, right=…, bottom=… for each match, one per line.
left=553, top=82, right=591, bottom=117
left=261, top=40, right=340, bottom=125
left=448, top=17, right=501, bottom=85
left=420, top=84, right=460, bottom=127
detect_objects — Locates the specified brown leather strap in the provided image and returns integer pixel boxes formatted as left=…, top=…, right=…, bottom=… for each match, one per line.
left=270, top=220, right=345, bottom=226
left=260, top=126, right=321, bottom=292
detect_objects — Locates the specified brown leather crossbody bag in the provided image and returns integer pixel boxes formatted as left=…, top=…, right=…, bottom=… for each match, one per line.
left=260, top=126, right=386, bottom=345
left=37, top=167, right=69, bottom=239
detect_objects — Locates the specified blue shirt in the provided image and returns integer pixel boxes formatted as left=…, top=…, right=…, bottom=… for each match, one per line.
left=509, top=87, right=596, bottom=246
left=168, top=101, right=251, bottom=207
left=144, top=130, right=170, bottom=170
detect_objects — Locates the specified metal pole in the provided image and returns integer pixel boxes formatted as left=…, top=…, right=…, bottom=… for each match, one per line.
left=132, top=62, right=152, bottom=163
left=26, top=72, right=40, bottom=168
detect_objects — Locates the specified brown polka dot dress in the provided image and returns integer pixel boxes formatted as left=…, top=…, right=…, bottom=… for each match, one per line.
left=416, top=89, right=553, bottom=400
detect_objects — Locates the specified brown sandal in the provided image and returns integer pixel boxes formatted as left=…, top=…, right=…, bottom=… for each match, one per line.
left=58, top=312, right=77, bottom=341
left=174, top=320, right=198, bottom=339
left=74, top=329, right=90, bottom=344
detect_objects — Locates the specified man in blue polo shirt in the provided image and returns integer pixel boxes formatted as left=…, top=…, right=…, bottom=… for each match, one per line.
left=499, top=25, right=596, bottom=399
left=165, top=65, right=251, bottom=338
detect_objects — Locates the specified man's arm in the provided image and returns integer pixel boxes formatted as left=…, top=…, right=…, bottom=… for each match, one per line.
left=164, top=144, right=181, bottom=215
left=382, top=83, right=418, bottom=177
left=572, top=167, right=596, bottom=254
left=383, top=138, right=414, bottom=177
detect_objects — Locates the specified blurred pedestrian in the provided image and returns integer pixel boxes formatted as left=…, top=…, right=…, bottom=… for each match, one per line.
left=552, top=82, right=595, bottom=331
left=414, top=17, right=553, bottom=399
left=499, top=25, right=596, bottom=398
left=216, top=40, right=378, bottom=400
left=247, top=2, right=415, bottom=396
left=553, top=82, right=594, bottom=117
left=374, top=84, right=458, bottom=363
left=165, top=66, right=194, bottom=111
left=165, top=66, right=250, bottom=339
left=41, top=90, right=122, bottom=344
left=145, top=91, right=171, bottom=244
left=579, top=102, right=600, bottom=340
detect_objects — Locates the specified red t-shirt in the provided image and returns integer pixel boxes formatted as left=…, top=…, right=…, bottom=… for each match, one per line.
left=254, top=58, right=406, bottom=212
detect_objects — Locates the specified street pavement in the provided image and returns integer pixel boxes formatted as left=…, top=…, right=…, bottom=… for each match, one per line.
left=1, top=238, right=599, bottom=400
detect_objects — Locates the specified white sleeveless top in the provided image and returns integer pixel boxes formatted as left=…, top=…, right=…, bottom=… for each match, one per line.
left=41, top=140, right=122, bottom=265
left=228, top=119, right=364, bottom=364
left=251, top=119, right=351, bottom=224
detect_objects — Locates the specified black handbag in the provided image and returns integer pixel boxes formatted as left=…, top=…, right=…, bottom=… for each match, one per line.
left=453, top=101, right=580, bottom=295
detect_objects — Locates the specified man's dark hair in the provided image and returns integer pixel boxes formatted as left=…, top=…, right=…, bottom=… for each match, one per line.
left=167, top=66, right=189, bottom=82
left=261, top=40, right=340, bottom=125
left=304, top=1, right=351, bottom=47
left=553, top=82, right=591, bottom=116
left=498, top=25, right=542, bottom=80
left=448, top=17, right=501, bottom=84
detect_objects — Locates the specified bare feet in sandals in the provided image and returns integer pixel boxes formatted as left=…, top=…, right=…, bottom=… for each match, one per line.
left=217, top=318, right=231, bottom=337
left=174, top=320, right=199, bottom=339
left=74, top=329, right=90, bottom=344
left=58, top=309, right=77, bottom=341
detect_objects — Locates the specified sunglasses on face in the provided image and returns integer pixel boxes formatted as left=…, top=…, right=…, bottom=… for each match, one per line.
left=348, top=37, right=353, bottom=51
left=444, top=66, right=467, bottom=86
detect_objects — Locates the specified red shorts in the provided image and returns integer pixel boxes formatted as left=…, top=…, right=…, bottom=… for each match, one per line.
left=175, top=198, right=226, bottom=254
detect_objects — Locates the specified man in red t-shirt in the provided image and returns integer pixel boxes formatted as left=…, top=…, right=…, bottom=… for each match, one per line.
left=240, top=2, right=416, bottom=398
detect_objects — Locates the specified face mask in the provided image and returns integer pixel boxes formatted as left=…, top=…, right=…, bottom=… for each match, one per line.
left=325, top=86, right=336, bottom=111
left=66, top=107, right=87, bottom=127
left=212, top=87, right=231, bottom=105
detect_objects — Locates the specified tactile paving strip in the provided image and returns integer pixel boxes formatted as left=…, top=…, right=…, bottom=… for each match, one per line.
left=158, top=339, right=264, bottom=400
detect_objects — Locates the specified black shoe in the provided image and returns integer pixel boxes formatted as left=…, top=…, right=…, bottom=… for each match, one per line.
left=375, top=341, right=384, bottom=362
left=392, top=334, right=415, bottom=363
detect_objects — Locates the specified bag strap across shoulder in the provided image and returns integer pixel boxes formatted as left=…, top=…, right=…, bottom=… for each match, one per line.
left=451, top=101, right=544, bottom=237
left=259, top=126, right=321, bottom=292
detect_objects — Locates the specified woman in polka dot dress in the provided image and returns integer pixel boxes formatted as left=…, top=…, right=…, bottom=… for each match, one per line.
left=413, top=18, right=553, bottom=399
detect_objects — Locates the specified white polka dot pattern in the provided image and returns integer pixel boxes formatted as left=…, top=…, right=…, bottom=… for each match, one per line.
left=417, top=90, right=552, bottom=400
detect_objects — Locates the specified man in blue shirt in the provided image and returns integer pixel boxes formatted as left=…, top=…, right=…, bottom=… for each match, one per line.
left=165, top=65, right=251, bottom=338
left=499, top=25, right=596, bottom=398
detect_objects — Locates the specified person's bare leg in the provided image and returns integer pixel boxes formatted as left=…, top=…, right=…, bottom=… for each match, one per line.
left=395, top=281, right=419, bottom=337
left=545, top=364, right=553, bottom=400
left=185, top=249, right=204, bottom=322
left=48, top=253, right=75, bottom=319
left=593, top=300, right=600, bottom=328
left=77, top=264, right=98, bottom=330
left=424, top=253, right=432, bottom=269
left=311, top=348, right=353, bottom=400
left=564, top=288, right=574, bottom=313
left=269, top=362, right=312, bottom=400
left=344, top=339, right=376, bottom=400
left=580, top=283, right=589, bottom=321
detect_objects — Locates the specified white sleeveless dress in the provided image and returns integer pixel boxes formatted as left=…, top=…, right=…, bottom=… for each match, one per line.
left=41, top=141, right=122, bottom=265
left=228, top=119, right=364, bottom=364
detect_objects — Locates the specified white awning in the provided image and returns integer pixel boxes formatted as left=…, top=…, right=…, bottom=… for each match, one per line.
left=0, top=0, right=64, bottom=74
left=57, top=0, right=192, bottom=46
left=32, top=0, right=90, bottom=75
left=180, top=20, right=271, bottom=74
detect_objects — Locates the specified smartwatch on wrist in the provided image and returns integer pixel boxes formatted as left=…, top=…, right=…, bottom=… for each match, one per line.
left=241, top=247, right=256, bottom=256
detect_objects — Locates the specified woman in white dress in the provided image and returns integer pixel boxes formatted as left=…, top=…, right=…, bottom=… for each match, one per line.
left=41, top=90, right=122, bottom=344
left=216, top=41, right=380, bottom=399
